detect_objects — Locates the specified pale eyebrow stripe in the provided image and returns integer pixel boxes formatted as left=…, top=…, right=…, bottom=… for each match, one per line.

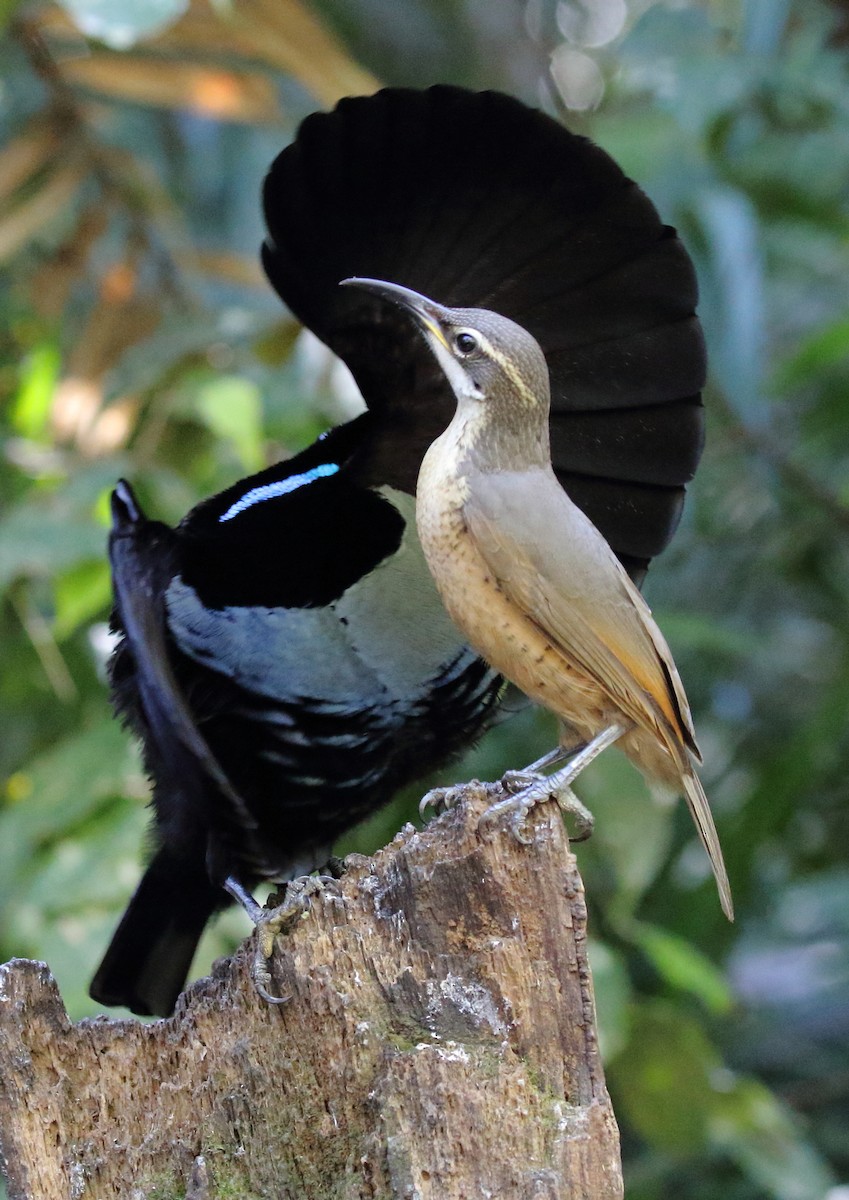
left=218, top=462, right=340, bottom=523
left=476, top=333, right=536, bottom=407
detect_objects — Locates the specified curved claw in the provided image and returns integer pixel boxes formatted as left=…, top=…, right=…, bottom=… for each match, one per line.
left=554, top=786, right=595, bottom=842
left=419, top=789, right=440, bottom=819
left=313, top=873, right=345, bottom=902
left=478, top=790, right=538, bottom=843
left=252, top=950, right=291, bottom=1006
left=479, top=776, right=596, bottom=846
left=510, top=807, right=536, bottom=845
left=250, top=874, right=344, bottom=1008
left=419, top=784, right=464, bottom=819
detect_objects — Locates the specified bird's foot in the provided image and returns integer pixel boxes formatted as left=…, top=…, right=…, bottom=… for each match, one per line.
left=551, top=785, right=595, bottom=841
left=481, top=772, right=544, bottom=844
left=480, top=724, right=629, bottom=844
left=481, top=771, right=594, bottom=844
left=252, top=874, right=344, bottom=1006
left=419, top=783, right=467, bottom=819
left=500, top=767, right=545, bottom=793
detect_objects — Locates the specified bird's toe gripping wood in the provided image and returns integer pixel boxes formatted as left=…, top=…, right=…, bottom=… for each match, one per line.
left=481, top=770, right=595, bottom=845
left=485, top=724, right=629, bottom=843
left=252, top=875, right=345, bottom=1006
left=418, top=782, right=469, bottom=819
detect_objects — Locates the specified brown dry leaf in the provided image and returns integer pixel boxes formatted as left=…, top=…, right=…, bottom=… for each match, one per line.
left=29, top=204, right=110, bottom=319
left=0, top=122, right=63, bottom=206
left=0, top=164, right=85, bottom=263
left=53, top=290, right=160, bottom=447
left=62, top=56, right=282, bottom=123
left=30, top=5, right=85, bottom=40
left=253, top=318, right=302, bottom=367
left=66, top=294, right=161, bottom=383
left=185, top=249, right=266, bottom=288
left=172, top=0, right=378, bottom=107
left=39, top=0, right=377, bottom=110
left=132, top=5, right=285, bottom=66
left=50, top=376, right=104, bottom=444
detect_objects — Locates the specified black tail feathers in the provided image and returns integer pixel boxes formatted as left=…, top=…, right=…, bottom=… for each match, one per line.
left=89, top=847, right=225, bottom=1018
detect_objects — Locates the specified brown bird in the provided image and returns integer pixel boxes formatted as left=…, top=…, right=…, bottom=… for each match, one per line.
left=342, top=278, right=734, bottom=921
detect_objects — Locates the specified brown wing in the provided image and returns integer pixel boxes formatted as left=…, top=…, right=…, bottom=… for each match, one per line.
left=462, top=469, right=730, bottom=918
left=462, top=468, right=699, bottom=755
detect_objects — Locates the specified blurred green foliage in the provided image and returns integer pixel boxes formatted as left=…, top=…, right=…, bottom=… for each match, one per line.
left=1, top=0, right=848, bottom=1195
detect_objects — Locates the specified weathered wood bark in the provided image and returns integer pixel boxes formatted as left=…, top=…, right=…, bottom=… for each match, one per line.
left=0, top=783, right=622, bottom=1199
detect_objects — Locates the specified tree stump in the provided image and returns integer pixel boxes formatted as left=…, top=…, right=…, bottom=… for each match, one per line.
left=0, top=783, right=623, bottom=1199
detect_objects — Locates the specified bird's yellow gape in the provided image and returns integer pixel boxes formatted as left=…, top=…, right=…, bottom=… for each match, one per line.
left=344, top=277, right=734, bottom=923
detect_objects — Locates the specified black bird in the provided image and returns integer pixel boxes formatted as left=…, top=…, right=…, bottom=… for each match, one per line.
left=90, top=85, right=706, bottom=1017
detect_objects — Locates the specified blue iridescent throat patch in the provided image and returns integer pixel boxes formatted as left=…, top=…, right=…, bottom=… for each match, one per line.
left=218, top=462, right=340, bottom=523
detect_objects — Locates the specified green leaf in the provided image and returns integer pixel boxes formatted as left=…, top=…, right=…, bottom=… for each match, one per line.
left=53, top=559, right=112, bottom=640
left=695, top=185, right=767, bottom=425
left=194, top=375, right=265, bottom=473
left=711, top=1078, right=836, bottom=1200
left=588, top=938, right=633, bottom=1062
left=653, top=611, right=755, bottom=660
left=773, top=314, right=849, bottom=391
left=0, top=504, right=107, bottom=593
left=12, top=342, right=60, bottom=441
left=577, top=753, right=675, bottom=916
left=0, top=720, right=142, bottom=913
left=10, top=802, right=149, bottom=1020
left=611, top=1002, right=836, bottom=1196
left=0, top=0, right=27, bottom=34
left=609, top=1001, right=720, bottom=1153
left=635, top=922, right=733, bottom=1014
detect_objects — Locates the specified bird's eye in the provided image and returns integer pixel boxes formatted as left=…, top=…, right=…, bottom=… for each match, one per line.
left=454, top=330, right=479, bottom=356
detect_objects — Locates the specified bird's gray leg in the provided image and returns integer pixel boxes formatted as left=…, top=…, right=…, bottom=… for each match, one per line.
left=224, top=875, right=265, bottom=921
left=513, top=723, right=628, bottom=804
left=224, top=872, right=343, bottom=1006
left=420, top=740, right=587, bottom=820
left=500, top=736, right=591, bottom=838
left=501, top=737, right=585, bottom=790
left=482, top=722, right=629, bottom=843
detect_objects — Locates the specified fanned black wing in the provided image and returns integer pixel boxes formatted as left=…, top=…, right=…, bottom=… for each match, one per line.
left=263, top=85, right=706, bottom=580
